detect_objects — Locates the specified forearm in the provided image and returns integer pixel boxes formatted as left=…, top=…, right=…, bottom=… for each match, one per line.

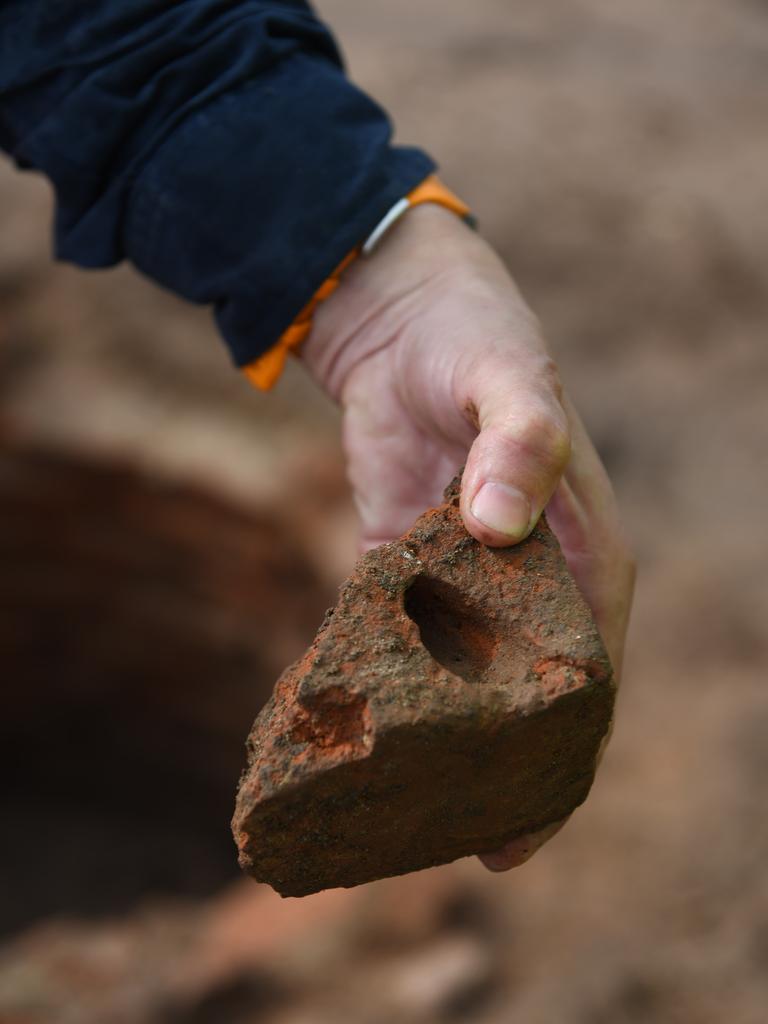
left=0, top=0, right=433, bottom=366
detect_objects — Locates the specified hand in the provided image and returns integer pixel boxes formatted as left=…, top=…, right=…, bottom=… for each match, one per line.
left=304, top=204, right=635, bottom=871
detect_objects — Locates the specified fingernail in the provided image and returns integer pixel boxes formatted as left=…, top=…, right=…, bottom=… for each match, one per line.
left=470, top=482, right=531, bottom=539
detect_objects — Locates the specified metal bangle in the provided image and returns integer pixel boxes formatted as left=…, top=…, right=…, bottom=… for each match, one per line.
left=361, top=197, right=412, bottom=256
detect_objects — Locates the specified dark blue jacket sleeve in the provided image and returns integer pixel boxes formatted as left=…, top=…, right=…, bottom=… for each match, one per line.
left=0, top=1, right=434, bottom=367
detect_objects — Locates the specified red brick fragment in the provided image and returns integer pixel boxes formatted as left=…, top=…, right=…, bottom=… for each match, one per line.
left=233, top=476, right=614, bottom=896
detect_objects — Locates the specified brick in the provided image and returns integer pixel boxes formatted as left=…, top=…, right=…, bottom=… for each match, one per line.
left=233, top=476, right=614, bottom=896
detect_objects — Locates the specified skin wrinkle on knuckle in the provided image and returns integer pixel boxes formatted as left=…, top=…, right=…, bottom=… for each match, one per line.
left=539, top=355, right=565, bottom=404
left=494, top=409, right=571, bottom=475
left=461, top=343, right=564, bottom=425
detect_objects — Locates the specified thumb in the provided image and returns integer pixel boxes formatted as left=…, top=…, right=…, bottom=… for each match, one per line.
left=459, top=356, right=571, bottom=547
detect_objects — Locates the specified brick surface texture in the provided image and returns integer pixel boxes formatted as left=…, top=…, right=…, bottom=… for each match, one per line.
left=233, top=477, right=614, bottom=896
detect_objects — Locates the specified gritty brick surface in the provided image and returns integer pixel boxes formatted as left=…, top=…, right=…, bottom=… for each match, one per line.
left=233, top=478, right=615, bottom=896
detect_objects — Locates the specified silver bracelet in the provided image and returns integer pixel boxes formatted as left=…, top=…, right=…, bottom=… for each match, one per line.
left=361, top=195, right=475, bottom=257
left=361, top=197, right=412, bottom=257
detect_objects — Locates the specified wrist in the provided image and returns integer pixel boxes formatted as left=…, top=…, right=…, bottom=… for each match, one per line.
left=303, top=203, right=477, bottom=401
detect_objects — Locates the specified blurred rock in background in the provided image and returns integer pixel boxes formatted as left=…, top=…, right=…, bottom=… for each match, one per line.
left=1, top=1, right=767, bottom=1021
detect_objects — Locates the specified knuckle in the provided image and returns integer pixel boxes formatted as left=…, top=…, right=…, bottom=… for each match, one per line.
left=538, top=356, right=564, bottom=404
left=510, top=406, right=571, bottom=470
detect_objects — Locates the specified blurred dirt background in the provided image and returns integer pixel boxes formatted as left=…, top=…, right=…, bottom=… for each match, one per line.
left=1, top=1, right=767, bottom=1021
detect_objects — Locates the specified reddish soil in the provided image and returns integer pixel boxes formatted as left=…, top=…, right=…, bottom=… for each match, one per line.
left=1, top=1, right=767, bottom=1021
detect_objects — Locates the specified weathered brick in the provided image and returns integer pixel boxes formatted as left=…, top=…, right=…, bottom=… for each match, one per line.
left=233, top=476, right=614, bottom=896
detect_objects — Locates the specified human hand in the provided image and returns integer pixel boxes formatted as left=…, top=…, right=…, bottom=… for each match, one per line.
left=303, top=204, right=635, bottom=871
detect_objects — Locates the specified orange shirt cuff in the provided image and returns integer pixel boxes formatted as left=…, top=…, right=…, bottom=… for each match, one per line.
left=242, top=175, right=470, bottom=391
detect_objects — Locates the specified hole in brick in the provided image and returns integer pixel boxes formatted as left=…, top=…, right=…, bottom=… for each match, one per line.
left=404, top=576, right=497, bottom=683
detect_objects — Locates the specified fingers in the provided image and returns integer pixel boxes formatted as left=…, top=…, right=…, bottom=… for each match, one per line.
left=544, top=397, right=635, bottom=678
left=478, top=818, right=569, bottom=872
left=459, top=349, right=571, bottom=547
left=472, top=402, right=634, bottom=875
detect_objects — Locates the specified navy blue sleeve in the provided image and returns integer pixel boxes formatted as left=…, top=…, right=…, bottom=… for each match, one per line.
left=0, top=1, right=434, bottom=367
